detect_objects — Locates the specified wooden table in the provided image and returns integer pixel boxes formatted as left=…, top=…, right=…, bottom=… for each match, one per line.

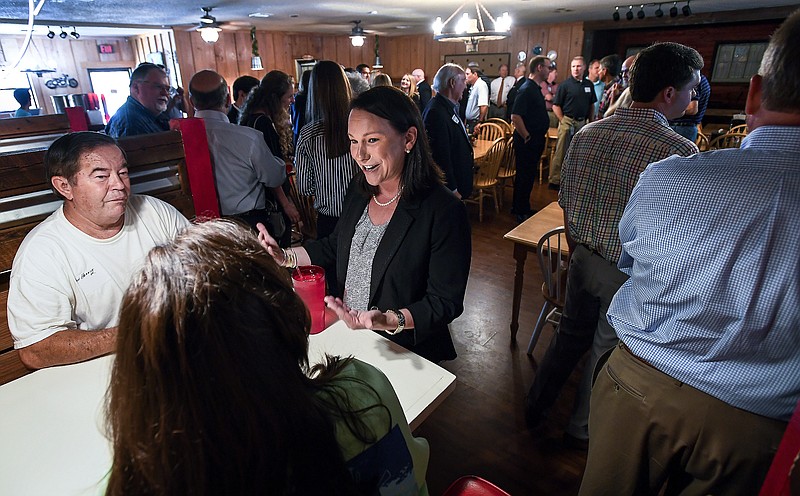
left=503, top=201, right=567, bottom=342
left=0, top=321, right=455, bottom=495
left=472, top=138, right=493, bottom=160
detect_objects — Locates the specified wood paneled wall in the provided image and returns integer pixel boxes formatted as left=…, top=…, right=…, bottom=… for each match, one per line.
left=1, top=36, right=136, bottom=115
left=171, top=22, right=585, bottom=94
left=610, top=20, right=782, bottom=110
left=129, top=31, right=183, bottom=89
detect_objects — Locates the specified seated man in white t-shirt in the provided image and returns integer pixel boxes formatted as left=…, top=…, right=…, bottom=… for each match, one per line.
left=7, top=132, right=190, bottom=370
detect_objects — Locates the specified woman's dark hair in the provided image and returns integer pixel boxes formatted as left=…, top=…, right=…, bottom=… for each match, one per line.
left=239, top=70, right=294, bottom=157
left=350, top=86, right=444, bottom=201
left=105, top=219, right=384, bottom=496
left=306, top=60, right=352, bottom=158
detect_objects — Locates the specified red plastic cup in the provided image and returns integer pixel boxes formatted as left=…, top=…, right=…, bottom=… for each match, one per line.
left=292, top=265, right=326, bottom=334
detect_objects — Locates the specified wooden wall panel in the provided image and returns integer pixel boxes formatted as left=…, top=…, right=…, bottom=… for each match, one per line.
left=609, top=20, right=781, bottom=110
left=167, top=21, right=584, bottom=93
left=2, top=36, right=137, bottom=115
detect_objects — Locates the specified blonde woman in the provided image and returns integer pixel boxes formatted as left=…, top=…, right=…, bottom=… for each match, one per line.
left=400, top=73, right=422, bottom=112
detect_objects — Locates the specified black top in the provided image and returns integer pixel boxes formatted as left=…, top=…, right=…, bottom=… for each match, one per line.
left=417, top=80, right=432, bottom=110
left=505, top=77, right=526, bottom=121
left=422, top=94, right=474, bottom=198
left=304, top=178, right=472, bottom=363
left=290, top=92, right=308, bottom=147
left=511, top=79, right=550, bottom=138
left=227, top=105, right=239, bottom=124
left=242, top=112, right=283, bottom=160
left=553, top=77, right=596, bottom=120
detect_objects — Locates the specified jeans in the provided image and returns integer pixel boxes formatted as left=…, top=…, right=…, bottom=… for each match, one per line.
left=670, top=123, right=699, bottom=143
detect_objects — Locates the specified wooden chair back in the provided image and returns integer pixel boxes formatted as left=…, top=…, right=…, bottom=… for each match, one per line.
left=527, top=226, right=568, bottom=354
left=696, top=132, right=710, bottom=152
left=709, top=131, right=747, bottom=150
left=728, top=124, right=749, bottom=134
left=0, top=130, right=197, bottom=386
left=485, top=118, right=513, bottom=136
left=497, top=135, right=516, bottom=180
left=0, top=114, right=71, bottom=156
left=475, top=122, right=505, bottom=143
left=474, top=138, right=505, bottom=187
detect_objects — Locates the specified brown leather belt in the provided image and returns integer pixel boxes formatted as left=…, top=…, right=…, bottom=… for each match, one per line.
left=620, top=342, right=653, bottom=369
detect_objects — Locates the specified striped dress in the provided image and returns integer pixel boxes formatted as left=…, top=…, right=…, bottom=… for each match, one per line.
left=294, top=120, right=359, bottom=217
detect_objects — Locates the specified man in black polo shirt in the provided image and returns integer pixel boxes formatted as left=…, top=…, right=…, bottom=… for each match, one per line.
left=510, top=56, right=552, bottom=222
left=550, top=56, right=596, bottom=189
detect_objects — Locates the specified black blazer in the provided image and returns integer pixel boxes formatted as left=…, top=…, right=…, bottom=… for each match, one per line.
left=417, top=80, right=432, bottom=110
left=305, top=179, right=472, bottom=362
left=422, top=94, right=474, bottom=199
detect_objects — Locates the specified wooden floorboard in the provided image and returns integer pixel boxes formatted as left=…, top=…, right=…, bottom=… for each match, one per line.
left=415, top=181, right=589, bottom=495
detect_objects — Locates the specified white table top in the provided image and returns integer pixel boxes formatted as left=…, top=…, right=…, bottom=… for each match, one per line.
left=0, top=321, right=455, bottom=496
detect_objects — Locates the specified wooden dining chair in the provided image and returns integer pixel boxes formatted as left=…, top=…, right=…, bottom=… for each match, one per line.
left=485, top=118, right=513, bottom=137
left=527, top=226, right=568, bottom=355
left=496, top=135, right=516, bottom=207
left=696, top=132, right=710, bottom=152
left=474, top=122, right=505, bottom=143
left=709, top=131, right=747, bottom=150
left=538, top=132, right=556, bottom=184
left=728, top=123, right=749, bottom=134
left=465, top=138, right=504, bottom=222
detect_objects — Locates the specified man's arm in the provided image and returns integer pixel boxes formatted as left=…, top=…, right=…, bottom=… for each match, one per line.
left=17, top=328, right=117, bottom=370
left=552, top=104, right=564, bottom=121
left=510, top=114, right=530, bottom=141
left=252, top=138, right=286, bottom=188
left=479, top=105, right=488, bottom=122
left=683, top=100, right=699, bottom=116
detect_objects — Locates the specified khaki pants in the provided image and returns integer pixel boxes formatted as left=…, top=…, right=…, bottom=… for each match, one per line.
left=549, top=115, right=586, bottom=185
left=580, top=343, right=786, bottom=496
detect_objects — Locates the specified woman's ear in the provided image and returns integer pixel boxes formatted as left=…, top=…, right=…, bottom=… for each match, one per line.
left=405, top=126, right=418, bottom=151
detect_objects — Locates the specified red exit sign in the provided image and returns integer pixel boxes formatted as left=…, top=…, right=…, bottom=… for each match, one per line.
left=97, top=44, right=114, bottom=54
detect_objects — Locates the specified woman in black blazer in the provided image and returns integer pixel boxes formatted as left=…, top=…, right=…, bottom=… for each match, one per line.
left=258, top=86, right=471, bottom=362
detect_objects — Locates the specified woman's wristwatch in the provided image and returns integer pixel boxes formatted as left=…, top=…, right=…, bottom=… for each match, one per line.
left=384, top=309, right=405, bottom=335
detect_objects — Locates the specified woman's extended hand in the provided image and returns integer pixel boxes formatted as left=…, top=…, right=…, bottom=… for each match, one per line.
left=324, top=296, right=389, bottom=330
left=256, top=223, right=285, bottom=265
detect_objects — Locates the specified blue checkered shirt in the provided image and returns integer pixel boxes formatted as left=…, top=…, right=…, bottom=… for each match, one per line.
left=559, top=107, right=698, bottom=262
left=608, top=126, right=800, bottom=421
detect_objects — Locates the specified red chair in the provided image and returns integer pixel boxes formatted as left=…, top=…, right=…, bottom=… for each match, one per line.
left=442, top=476, right=512, bottom=496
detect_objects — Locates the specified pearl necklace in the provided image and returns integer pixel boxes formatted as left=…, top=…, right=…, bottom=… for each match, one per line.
left=372, top=189, right=402, bottom=207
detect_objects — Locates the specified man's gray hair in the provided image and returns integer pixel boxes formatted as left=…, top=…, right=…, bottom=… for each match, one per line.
left=759, top=8, right=800, bottom=113
left=432, top=63, right=465, bottom=93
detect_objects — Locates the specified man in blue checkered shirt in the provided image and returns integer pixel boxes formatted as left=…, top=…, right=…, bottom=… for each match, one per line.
left=581, top=11, right=800, bottom=495
left=524, top=42, right=701, bottom=450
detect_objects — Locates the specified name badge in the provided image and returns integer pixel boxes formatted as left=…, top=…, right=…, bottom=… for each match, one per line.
left=452, top=114, right=461, bottom=125
left=584, top=87, right=591, bottom=93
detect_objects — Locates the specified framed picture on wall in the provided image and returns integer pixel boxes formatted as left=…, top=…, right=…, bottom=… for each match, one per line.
left=444, top=53, right=511, bottom=77
left=146, top=51, right=165, bottom=66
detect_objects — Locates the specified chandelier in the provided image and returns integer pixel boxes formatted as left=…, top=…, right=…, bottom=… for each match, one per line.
left=432, top=1, right=512, bottom=53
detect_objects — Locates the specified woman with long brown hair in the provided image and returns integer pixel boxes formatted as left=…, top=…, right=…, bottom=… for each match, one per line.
left=105, top=219, right=429, bottom=495
left=400, top=73, right=422, bottom=112
left=239, top=70, right=300, bottom=247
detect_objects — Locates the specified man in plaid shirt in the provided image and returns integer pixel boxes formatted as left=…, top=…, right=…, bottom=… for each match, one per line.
left=524, top=42, right=702, bottom=448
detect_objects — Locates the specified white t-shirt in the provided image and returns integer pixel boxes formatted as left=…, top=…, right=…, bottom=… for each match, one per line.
left=465, top=78, right=489, bottom=121
left=8, top=195, right=190, bottom=348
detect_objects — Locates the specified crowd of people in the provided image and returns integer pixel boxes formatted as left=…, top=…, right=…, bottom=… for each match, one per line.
left=6, top=8, right=799, bottom=493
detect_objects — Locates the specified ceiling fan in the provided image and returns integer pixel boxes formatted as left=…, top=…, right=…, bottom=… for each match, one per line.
left=194, top=7, right=227, bottom=43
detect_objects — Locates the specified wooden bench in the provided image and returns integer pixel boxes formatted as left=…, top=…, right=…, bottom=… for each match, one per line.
left=0, top=130, right=198, bottom=385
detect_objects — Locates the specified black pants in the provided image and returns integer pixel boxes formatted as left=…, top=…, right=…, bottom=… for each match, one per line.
left=512, top=133, right=546, bottom=216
